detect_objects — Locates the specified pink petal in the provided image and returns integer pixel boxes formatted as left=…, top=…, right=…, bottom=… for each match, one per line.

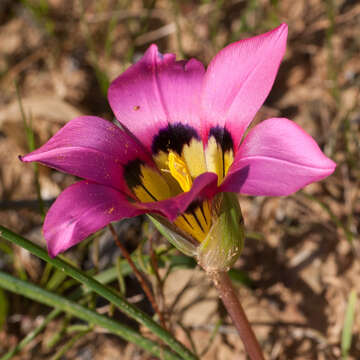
left=221, top=118, right=336, bottom=196
left=143, top=172, right=219, bottom=221
left=108, top=45, right=206, bottom=152
left=46, top=172, right=218, bottom=257
left=44, top=181, right=148, bottom=257
left=201, top=24, right=288, bottom=148
left=20, top=116, right=153, bottom=196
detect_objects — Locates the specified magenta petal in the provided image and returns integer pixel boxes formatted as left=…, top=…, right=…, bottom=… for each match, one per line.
left=108, top=45, right=206, bottom=151
left=45, top=173, right=218, bottom=257
left=20, top=116, right=153, bottom=196
left=201, top=24, right=288, bottom=148
left=221, top=118, right=336, bottom=196
left=44, top=181, right=147, bottom=257
left=141, top=172, right=219, bottom=221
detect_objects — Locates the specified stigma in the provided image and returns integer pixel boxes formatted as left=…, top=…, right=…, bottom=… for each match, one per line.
left=168, top=151, right=192, bottom=192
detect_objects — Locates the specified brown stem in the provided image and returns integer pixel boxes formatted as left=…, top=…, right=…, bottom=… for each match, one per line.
left=149, top=233, right=163, bottom=286
left=148, top=232, right=167, bottom=321
left=208, top=271, right=265, bottom=360
left=108, top=224, right=167, bottom=329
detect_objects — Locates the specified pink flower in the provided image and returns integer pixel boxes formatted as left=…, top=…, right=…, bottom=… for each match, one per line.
left=21, top=24, right=335, bottom=258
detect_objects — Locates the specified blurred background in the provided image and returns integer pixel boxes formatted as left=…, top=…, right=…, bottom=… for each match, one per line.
left=0, top=0, right=359, bottom=359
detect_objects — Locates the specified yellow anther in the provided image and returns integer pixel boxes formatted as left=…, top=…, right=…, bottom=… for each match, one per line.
left=168, top=151, right=192, bottom=192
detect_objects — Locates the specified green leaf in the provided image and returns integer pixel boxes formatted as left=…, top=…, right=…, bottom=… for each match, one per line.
left=168, top=255, right=197, bottom=269
left=341, top=289, right=357, bottom=359
left=0, top=270, right=181, bottom=360
left=228, top=269, right=253, bottom=288
left=0, top=265, right=119, bottom=360
left=0, top=225, right=197, bottom=360
left=46, top=269, right=67, bottom=291
left=15, top=83, right=45, bottom=218
left=0, top=241, right=12, bottom=255
left=301, top=192, right=354, bottom=244
left=0, top=288, right=9, bottom=329
left=50, top=327, right=91, bottom=360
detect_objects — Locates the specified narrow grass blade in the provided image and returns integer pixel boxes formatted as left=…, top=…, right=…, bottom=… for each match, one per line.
left=0, top=225, right=197, bottom=360
left=0, top=289, right=9, bottom=329
left=1, top=265, right=119, bottom=360
left=301, top=192, right=354, bottom=244
left=46, top=269, right=68, bottom=291
left=341, top=289, right=357, bottom=359
left=15, top=83, right=45, bottom=218
left=0, top=308, right=60, bottom=360
left=50, top=327, right=92, bottom=360
left=0, top=271, right=181, bottom=360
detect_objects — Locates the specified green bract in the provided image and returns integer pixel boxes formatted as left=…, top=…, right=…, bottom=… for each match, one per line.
left=197, top=193, right=245, bottom=272
left=150, top=193, right=245, bottom=272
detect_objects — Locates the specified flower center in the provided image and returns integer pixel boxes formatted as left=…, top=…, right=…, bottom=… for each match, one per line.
left=123, top=124, right=236, bottom=244
left=168, top=151, right=192, bottom=192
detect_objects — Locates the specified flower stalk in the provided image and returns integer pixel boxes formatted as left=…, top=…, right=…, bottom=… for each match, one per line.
left=155, top=191, right=262, bottom=358
left=208, top=271, right=265, bottom=360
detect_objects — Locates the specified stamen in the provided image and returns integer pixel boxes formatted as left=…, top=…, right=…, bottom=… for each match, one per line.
left=168, top=151, right=192, bottom=192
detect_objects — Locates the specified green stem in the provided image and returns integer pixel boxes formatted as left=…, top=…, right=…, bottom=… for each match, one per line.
left=0, top=271, right=179, bottom=360
left=0, top=225, right=197, bottom=360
